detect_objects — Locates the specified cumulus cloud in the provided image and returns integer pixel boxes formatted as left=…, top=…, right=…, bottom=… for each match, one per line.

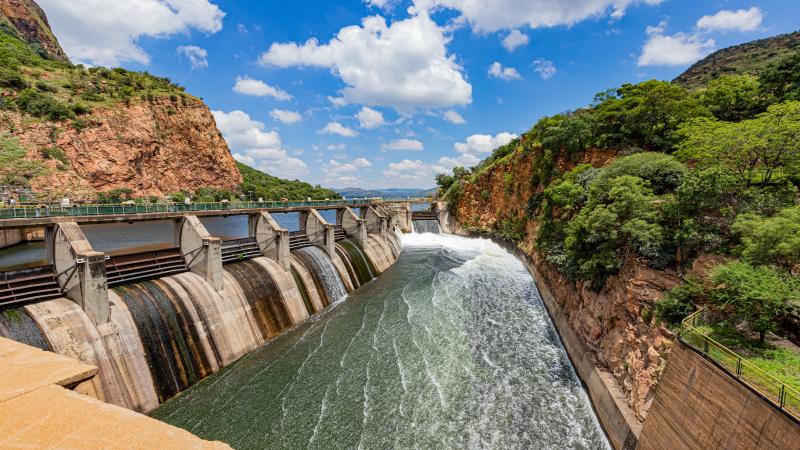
left=328, top=96, right=348, bottom=108
left=488, top=62, right=522, bottom=80
left=410, top=0, right=662, bottom=33
left=233, top=76, right=292, bottom=100
left=259, top=14, right=471, bottom=112
left=638, top=21, right=715, bottom=66
left=436, top=153, right=481, bottom=171
left=443, top=110, right=466, bottom=124
left=454, top=132, right=517, bottom=155
left=323, top=158, right=372, bottom=186
left=321, top=121, right=359, bottom=137
left=533, top=58, right=557, bottom=79
left=177, top=45, right=208, bottom=69
left=326, top=143, right=347, bottom=151
left=382, top=139, right=424, bottom=151
left=356, top=106, right=385, bottom=129
left=212, top=110, right=308, bottom=178
left=696, top=7, right=763, bottom=32
left=502, top=29, right=529, bottom=51
left=269, top=109, right=303, bottom=124
left=38, top=0, right=225, bottom=66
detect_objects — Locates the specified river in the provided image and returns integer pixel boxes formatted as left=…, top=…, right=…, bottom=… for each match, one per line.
left=151, top=233, right=609, bottom=449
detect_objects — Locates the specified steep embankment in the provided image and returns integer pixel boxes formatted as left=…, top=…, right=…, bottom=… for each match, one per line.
left=0, top=0, right=241, bottom=200
left=454, top=148, right=678, bottom=422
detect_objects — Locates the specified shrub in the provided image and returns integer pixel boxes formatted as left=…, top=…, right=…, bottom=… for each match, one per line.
left=34, top=81, right=57, bottom=93
left=699, top=75, right=767, bottom=121
left=40, top=147, right=68, bottom=165
left=96, top=188, right=133, bottom=204
left=732, top=206, right=800, bottom=269
left=16, top=88, right=75, bottom=121
left=656, top=278, right=703, bottom=325
left=0, top=134, right=47, bottom=186
left=710, top=261, right=799, bottom=342
left=593, top=152, right=687, bottom=194
left=0, top=67, right=27, bottom=89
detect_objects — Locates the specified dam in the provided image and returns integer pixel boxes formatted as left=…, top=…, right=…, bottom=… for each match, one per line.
left=0, top=199, right=611, bottom=448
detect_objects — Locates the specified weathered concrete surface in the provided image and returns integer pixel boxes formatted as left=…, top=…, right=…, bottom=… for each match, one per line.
left=0, top=228, right=23, bottom=249
left=0, top=337, right=229, bottom=448
left=250, top=212, right=290, bottom=271
left=0, top=385, right=230, bottom=449
left=180, top=216, right=223, bottom=292
left=338, top=207, right=367, bottom=246
left=637, top=342, right=800, bottom=450
left=0, top=337, right=96, bottom=402
left=301, top=209, right=335, bottom=257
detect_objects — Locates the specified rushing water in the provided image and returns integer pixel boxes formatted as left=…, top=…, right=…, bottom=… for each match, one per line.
left=413, top=218, right=441, bottom=234
left=152, top=234, right=609, bottom=449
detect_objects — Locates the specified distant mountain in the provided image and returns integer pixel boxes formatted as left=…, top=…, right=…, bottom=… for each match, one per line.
left=675, top=30, right=800, bottom=89
left=336, top=187, right=434, bottom=199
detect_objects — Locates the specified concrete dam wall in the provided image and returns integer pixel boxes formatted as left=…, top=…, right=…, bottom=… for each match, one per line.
left=0, top=210, right=404, bottom=413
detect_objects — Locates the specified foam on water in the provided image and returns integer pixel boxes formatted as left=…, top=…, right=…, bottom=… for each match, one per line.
left=153, top=233, right=610, bottom=450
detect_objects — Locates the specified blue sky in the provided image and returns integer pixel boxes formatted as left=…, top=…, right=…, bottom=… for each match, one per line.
left=36, top=0, right=800, bottom=189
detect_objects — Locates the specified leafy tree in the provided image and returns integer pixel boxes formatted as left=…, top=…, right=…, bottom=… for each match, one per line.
left=677, top=101, right=800, bottom=185
left=760, top=51, right=800, bottom=102
left=533, top=111, right=595, bottom=153
left=565, top=175, right=664, bottom=286
left=732, top=205, right=800, bottom=269
left=593, top=152, right=687, bottom=194
left=699, top=75, right=767, bottom=121
left=710, top=261, right=798, bottom=342
left=656, top=278, right=704, bottom=325
left=435, top=173, right=456, bottom=192
left=96, top=188, right=133, bottom=203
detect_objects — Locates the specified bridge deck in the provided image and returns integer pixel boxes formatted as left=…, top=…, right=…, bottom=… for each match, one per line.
left=0, top=199, right=432, bottom=229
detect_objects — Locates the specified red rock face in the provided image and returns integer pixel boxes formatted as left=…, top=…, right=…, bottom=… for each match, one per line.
left=6, top=97, right=242, bottom=200
left=0, top=0, right=69, bottom=61
left=456, top=147, right=680, bottom=421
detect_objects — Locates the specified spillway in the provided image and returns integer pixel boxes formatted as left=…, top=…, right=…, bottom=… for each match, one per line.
left=293, top=246, right=347, bottom=306
left=412, top=219, right=441, bottom=234
left=151, top=233, right=609, bottom=449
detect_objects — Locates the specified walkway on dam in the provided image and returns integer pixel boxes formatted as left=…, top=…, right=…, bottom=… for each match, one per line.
left=0, top=198, right=432, bottom=229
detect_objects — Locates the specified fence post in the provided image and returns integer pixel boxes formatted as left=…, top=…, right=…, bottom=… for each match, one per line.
left=780, top=385, right=786, bottom=408
left=736, top=358, right=741, bottom=378
left=703, top=339, right=709, bottom=354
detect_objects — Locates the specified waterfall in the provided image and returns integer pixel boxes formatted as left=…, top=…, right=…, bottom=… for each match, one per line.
left=291, top=266, right=315, bottom=315
left=0, top=307, right=51, bottom=351
left=412, top=219, right=441, bottom=234
left=339, top=239, right=376, bottom=285
left=290, top=254, right=326, bottom=313
left=335, top=244, right=361, bottom=289
left=294, top=246, right=347, bottom=305
left=114, top=281, right=218, bottom=403
left=224, top=259, right=294, bottom=339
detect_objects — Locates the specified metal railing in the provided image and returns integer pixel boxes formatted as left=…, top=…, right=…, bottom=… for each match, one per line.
left=0, top=198, right=386, bottom=220
left=680, top=308, right=800, bottom=420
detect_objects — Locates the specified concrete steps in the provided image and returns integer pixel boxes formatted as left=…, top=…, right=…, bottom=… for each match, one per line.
left=221, top=238, right=262, bottom=264
left=0, top=267, right=61, bottom=309
left=105, top=248, right=188, bottom=287
left=289, top=232, right=312, bottom=251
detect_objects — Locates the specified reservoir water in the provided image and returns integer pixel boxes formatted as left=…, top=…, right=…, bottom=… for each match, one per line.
left=152, top=233, right=609, bottom=449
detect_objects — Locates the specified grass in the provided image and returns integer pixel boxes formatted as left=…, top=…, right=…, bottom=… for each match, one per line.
left=695, top=322, right=800, bottom=393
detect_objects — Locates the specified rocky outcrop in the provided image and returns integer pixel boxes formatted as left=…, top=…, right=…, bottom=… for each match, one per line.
left=455, top=148, right=678, bottom=422
left=4, top=96, right=242, bottom=200
left=0, top=0, right=68, bottom=61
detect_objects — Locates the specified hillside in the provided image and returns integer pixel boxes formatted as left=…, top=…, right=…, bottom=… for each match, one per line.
left=335, top=187, right=434, bottom=198
left=675, top=30, right=800, bottom=88
left=239, top=163, right=339, bottom=201
left=0, top=0, right=66, bottom=61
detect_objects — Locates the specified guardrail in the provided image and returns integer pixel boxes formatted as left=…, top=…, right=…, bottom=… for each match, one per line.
left=680, top=308, right=800, bottom=420
left=0, top=199, right=384, bottom=220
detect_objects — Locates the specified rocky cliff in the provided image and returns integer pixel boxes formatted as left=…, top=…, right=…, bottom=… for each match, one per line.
left=0, top=0, right=242, bottom=200
left=454, top=148, right=678, bottom=422
left=0, top=0, right=67, bottom=61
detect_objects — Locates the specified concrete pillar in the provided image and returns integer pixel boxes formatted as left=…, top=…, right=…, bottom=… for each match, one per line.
left=249, top=211, right=290, bottom=271
left=50, top=222, right=109, bottom=325
left=338, top=207, right=367, bottom=246
left=363, top=206, right=387, bottom=237
left=179, top=216, right=223, bottom=292
left=300, top=209, right=335, bottom=256
left=434, top=202, right=451, bottom=233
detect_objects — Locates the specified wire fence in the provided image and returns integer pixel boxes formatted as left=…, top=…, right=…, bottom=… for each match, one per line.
left=680, top=308, right=800, bottom=420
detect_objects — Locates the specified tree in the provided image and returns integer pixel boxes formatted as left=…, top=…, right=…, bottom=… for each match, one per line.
left=732, top=205, right=800, bottom=270
left=710, top=261, right=798, bottom=342
left=593, top=152, right=687, bottom=194
left=677, top=101, right=800, bottom=185
left=435, top=173, right=456, bottom=192
left=699, top=75, right=767, bottom=122
left=760, top=51, right=800, bottom=102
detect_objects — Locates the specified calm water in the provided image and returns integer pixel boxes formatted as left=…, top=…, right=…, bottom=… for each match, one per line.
left=152, top=234, right=609, bottom=449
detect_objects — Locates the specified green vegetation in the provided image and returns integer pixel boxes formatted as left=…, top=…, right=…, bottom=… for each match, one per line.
left=238, top=163, right=339, bottom=201
left=439, top=47, right=800, bottom=348
left=0, top=133, right=47, bottom=186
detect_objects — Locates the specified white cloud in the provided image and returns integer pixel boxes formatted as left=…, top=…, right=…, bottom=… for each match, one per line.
left=382, top=139, right=424, bottom=151
left=38, top=0, right=225, bottom=66
left=356, top=106, right=385, bottom=129
left=326, top=143, right=347, bottom=151
left=212, top=110, right=308, bottom=179
left=488, top=62, right=522, bottom=80
left=454, top=132, right=517, bottom=155
left=321, top=121, right=359, bottom=137
left=326, top=158, right=373, bottom=174
left=364, top=0, right=397, bottom=10
left=443, top=110, right=466, bottom=124
left=328, top=96, right=348, bottom=108
left=436, top=153, right=481, bottom=171
left=410, top=0, right=662, bottom=33
left=269, top=109, right=303, bottom=124
left=177, top=45, right=208, bottom=69
left=259, top=14, right=472, bottom=112
left=638, top=21, right=715, bottom=66
left=233, top=76, right=292, bottom=100
left=533, top=58, right=557, bottom=79
left=697, top=7, right=763, bottom=32
left=502, top=29, right=529, bottom=51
